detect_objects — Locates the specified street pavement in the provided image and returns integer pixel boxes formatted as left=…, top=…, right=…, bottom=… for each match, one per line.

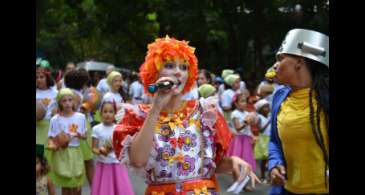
left=55, top=161, right=271, bottom=195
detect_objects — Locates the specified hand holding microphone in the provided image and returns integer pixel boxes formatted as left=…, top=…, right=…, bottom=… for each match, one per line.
left=148, top=77, right=182, bottom=93
left=149, top=77, right=180, bottom=112
left=148, top=80, right=175, bottom=93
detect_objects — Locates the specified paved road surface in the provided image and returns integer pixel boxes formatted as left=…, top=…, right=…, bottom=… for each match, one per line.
left=55, top=164, right=271, bottom=195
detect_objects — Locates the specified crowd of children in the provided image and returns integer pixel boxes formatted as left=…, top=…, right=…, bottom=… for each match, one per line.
left=36, top=28, right=329, bottom=195
left=36, top=57, right=276, bottom=195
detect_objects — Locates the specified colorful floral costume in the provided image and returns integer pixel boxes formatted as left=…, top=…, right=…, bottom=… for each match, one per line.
left=113, top=99, right=232, bottom=195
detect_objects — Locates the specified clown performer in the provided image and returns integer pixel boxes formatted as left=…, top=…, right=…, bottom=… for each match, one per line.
left=112, top=36, right=260, bottom=195
left=36, top=59, right=58, bottom=156
left=268, top=29, right=329, bottom=195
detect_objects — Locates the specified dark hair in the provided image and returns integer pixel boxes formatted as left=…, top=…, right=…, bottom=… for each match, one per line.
left=100, top=101, right=117, bottom=113
left=100, top=101, right=117, bottom=124
left=36, top=155, right=50, bottom=176
left=257, top=103, right=270, bottom=115
left=36, top=68, right=55, bottom=88
left=232, top=92, right=248, bottom=111
left=306, top=58, right=329, bottom=187
left=79, top=68, right=92, bottom=87
left=223, top=82, right=232, bottom=90
left=119, top=86, right=130, bottom=102
left=64, top=69, right=90, bottom=90
left=199, top=69, right=213, bottom=85
left=130, top=72, right=139, bottom=82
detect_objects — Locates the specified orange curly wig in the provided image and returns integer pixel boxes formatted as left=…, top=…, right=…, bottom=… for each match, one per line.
left=139, top=35, right=198, bottom=96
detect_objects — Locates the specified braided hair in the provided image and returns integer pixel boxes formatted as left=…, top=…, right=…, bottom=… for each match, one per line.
left=305, top=58, right=329, bottom=187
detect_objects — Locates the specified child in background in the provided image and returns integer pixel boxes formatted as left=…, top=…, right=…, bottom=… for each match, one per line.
left=36, top=154, right=55, bottom=195
left=254, top=99, right=272, bottom=183
left=102, top=71, right=125, bottom=110
left=64, top=68, right=95, bottom=186
left=226, top=92, right=257, bottom=191
left=47, top=88, right=87, bottom=195
left=246, top=88, right=260, bottom=137
left=213, top=76, right=224, bottom=93
left=198, top=83, right=223, bottom=114
left=220, top=74, right=241, bottom=131
left=128, top=73, right=144, bottom=105
left=197, top=69, right=213, bottom=86
left=36, top=60, right=58, bottom=156
left=256, top=82, right=275, bottom=107
left=198, top=83, right=216, bottom=99
left=91, top=101, right=134, bottom=195
left=219, top=70, right=234, bottom=100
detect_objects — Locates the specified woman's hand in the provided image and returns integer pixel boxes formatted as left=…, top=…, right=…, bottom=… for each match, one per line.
left=270, top=165, right=287, bottom=186
left=231, top=156, right=261, bottom=188
left=151, top=77, right=178, bottom=111
left=216, top=156, right=261, bottom=189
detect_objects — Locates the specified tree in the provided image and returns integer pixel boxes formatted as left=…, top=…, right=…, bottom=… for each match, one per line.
left=37, top=0, right=329, bottom=85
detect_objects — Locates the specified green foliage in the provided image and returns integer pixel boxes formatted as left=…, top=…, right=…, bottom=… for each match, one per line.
left=37, top=0, right=328, bottom=85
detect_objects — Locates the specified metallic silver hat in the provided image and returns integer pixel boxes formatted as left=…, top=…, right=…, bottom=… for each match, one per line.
left=276, top=29, right=329, bottom=68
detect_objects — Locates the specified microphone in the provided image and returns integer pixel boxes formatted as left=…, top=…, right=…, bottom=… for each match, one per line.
left=148, top=80, right=174, bottom=93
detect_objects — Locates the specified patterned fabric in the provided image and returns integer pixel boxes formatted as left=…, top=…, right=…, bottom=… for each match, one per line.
left=113, top=100, right=232, bottom=186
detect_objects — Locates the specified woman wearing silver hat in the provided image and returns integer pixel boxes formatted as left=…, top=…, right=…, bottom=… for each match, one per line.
left=268, top=29, right=329, bottom=195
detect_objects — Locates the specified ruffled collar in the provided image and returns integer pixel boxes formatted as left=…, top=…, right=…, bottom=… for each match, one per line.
left=159, top=100, right=198, bottom=121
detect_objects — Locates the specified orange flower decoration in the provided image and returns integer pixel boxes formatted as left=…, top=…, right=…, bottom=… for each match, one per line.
left=194, top=186, right=209, bottom=195
left=151, top=192, right=165, bottom=195
left=68, top=123, right=78, bottom=133
left=168, top=152, right=184, bottom=165
left=139, top=35, right=198, bottom=96
left=41, top=98, right=51, bottom=106
left=169, top=137, right=184, bottom=149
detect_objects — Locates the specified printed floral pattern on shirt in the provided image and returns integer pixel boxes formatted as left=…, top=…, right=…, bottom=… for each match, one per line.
left=157, top=124, right=174, bottom=142
left=68, top=123, right=78, bottom=134
left=117, top=100, right=224, bottom=184
left=180, top=130, right=197, bottom=151
left=41, top=98, right=51, bottom=107
left=156, top=145, right=176, bottom=167
left=177, top=155, right=196, bottom=176
left=158, top=169, right=173, bottom=178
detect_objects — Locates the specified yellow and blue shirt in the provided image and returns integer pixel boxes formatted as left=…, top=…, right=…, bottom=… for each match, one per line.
left=268, top=86, right=329, bottom=195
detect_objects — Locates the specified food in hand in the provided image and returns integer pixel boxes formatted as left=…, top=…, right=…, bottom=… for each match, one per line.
left=55, top=131, right=71, bottom=148
left=245, top=115, right=253, bottom=125
left=47, top=142, right=58, bottom=151
left=103, top=138, right=113, bottom=149
left=245, top=114, right=258, bottom=125
left=99, top=147, right=110, bottom=156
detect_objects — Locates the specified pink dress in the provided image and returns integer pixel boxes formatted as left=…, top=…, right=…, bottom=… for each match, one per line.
left=91, top=123, right=134, bottom=195
left=226, top=110, right=256, bottom=172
